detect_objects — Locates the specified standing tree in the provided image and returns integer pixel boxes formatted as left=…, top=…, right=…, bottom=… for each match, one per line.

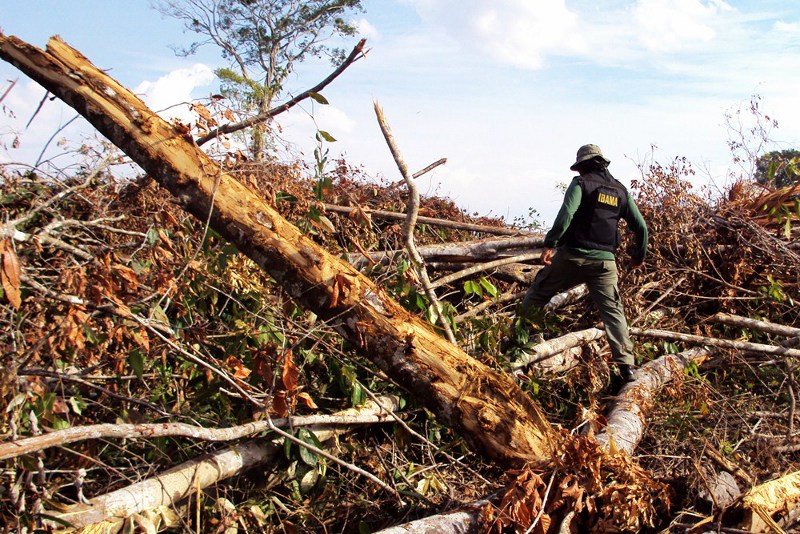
left=755, top=149, right=800, bottom=188
left=153, top=0, right=364, bottom=159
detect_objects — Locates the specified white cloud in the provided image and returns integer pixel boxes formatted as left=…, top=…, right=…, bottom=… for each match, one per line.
left=408, top=0, right=582, bottom=69
left=133, top=63, right=215, bottom=122
left=354, top=18, right=381, bottom=41
left=774, top=21, right=800, bottom=33
left=632, top=0, right=733, bottom=52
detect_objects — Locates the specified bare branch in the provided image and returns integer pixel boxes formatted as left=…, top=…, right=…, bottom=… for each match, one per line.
left=196, top=39, right=366, bottom=145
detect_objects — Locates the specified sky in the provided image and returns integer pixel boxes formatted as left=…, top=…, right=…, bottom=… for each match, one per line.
left=2, top=1, right=800, bottom=224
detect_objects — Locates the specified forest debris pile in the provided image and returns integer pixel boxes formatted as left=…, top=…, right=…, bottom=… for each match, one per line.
left=1, top=150, right=799, bottom=531
left=0, top=34, right=799, bottom=533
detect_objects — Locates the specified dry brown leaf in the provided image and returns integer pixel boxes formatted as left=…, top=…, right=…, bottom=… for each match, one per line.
left=281, top=350, right=299, bottom=393
left=297, top=392, right=318, bottom=410
left=226, top=356, right=252, bottom=380
left=0, top=239, right=22, bottom=308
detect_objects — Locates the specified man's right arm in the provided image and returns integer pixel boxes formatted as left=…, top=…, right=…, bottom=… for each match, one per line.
left=624, top=193, right=648, bottom=265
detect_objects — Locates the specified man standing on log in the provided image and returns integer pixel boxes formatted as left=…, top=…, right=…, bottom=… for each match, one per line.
left=518, top=144, right=648, bottom=385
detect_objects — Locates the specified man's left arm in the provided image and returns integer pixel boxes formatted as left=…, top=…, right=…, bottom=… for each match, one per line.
left=624, top=193, right=648, bottom=265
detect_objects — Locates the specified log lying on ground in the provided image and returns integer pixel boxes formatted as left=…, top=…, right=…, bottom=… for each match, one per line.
left=374, top=501, right=489, bottom=534
left=429, top=252, right=541, bottom=289
left=349, top=234, right=545, bottom=266
left=512, top=328, right=605, bottom=372
left=594, top=347, right=710, bottom=454
left=630, top=327, right=800, bottom=358
left=0, top=34, right=558, bottom=466
left=430, top=261, right=538, bottom=284
left=0, top=404, right=400, bottom=461
left=49, top=398, right=399, bottom=531
left=712, top=312, right=800, bottom=338
left=323, top=203, right=526, bottom=236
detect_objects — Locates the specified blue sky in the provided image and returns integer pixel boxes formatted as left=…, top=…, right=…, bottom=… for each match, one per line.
left=2, top=1, right=800, bottom=223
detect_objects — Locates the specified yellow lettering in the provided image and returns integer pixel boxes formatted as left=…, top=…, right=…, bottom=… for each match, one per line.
left=598, top=192, right=619, bottom=207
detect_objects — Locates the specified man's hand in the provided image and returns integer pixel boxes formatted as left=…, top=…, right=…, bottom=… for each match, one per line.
left=541, top=247, right=555, bottom=266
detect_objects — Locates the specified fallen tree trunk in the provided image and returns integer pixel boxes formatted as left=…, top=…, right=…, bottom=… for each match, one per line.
left=323, top=203, right=526, bottom=236
left=0, top=403, right=400, bottom=461
left=374, top=502, right=488, bottom=534
left=512, top=328, right=606, bottom=371
left=594, top=347, right=710, bottom=454
left=630, top=327, right=800, bottom=358
left=0, top=34, right=557, bottom=466
left=429, top=252, right=540, bottom=289
left=349, top=234, right=545, bottom=266
left=48, top=398, right=398, bottom=531
left=712, top=312, right=800, bottom=338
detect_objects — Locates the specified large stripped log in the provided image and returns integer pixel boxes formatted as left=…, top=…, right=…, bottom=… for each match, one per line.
left=350, top=234, right=545, bottom=266
left=322, top=203, right=526, bottom=236
left=0, top=34, right=557, bottom=466
left=594, top=347, right=710, bottom=454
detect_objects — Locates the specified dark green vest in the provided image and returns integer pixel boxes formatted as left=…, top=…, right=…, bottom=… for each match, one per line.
left=564, top=170, right=628, bottom=253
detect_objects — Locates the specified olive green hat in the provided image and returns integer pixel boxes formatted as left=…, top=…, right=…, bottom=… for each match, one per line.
left=570, top=144, right=610, bottom=171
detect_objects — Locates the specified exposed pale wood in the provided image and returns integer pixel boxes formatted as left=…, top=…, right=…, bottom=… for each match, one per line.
left=48, top=398, right=398, bottom=530
left=374, top=504, right=486, bottom=534
left=350, top=234, right=545, bottom=266
left=324, top=203, right=526, bottom=236
left=543, top=283, right=588, bottom=311
left=594, top=347, right=710, bottom=454
left=512, top=328, right=606, bottom=371
left=742, top=470, right=800, bottom=533
left=712, top=312, right=800, bottom=338
left=0, top=34, right=558, bottom=467
left=429, top=252, right=540, bottom=289
left=0, top=397, right=400, bottom=461
left=630, top=327, right=800, bottom=358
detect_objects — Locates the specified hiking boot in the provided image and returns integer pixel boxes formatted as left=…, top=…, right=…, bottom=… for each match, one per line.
left=618, top=364, right=636, bottom=382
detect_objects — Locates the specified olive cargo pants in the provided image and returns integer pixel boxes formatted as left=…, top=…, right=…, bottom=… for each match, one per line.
left=519, top=249, right=635, bottom=366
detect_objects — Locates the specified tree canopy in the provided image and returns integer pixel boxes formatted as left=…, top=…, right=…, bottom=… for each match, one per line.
left=153, top=0, right=364, bottom=157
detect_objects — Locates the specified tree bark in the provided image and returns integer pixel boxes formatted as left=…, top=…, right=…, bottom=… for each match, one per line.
left=48, top=398, right=398, bottom=530
left=512, top=328, right=605, bottom=371
left=0, top=399, right=400, bottom=461
left=324, top=203, right=526, bottom=236
left=630, top=327, right=800, bottom=358
left=712, top=312, right=800, bottom=338
left=594, top=347, right=710, bottom=454
left=0, top=34, right=558, bottom=467
left=349, top=234, right=545, bottom=267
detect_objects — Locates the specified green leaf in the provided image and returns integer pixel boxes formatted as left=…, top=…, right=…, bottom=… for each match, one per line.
left=463, top=280, right=477, bottom=296
left=284, top=435, right=293, bottom=460
left=479, top=277, right=498, bottom=297
left=297, top=428, right=322, bottom=466
left=129, top=350, right=144, bottom=380
left=52, top=418, right=70, bottom=431
left=317, top=130, right=337, bottom=143
left=308, top=91, right=329, bottom=105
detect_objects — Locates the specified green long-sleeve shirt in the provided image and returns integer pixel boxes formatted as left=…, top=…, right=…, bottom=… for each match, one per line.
left=543, top=176, right=648, bottom=262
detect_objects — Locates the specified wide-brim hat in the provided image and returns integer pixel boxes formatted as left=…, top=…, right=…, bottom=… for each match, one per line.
left=570, top=144, right=611, bottom=171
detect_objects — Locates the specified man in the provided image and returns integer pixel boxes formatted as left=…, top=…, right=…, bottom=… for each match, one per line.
left=519, top=144, right=648, bottom=383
